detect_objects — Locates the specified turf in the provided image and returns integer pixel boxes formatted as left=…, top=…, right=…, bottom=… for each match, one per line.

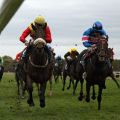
left=0, top=73, right=120, bottom=120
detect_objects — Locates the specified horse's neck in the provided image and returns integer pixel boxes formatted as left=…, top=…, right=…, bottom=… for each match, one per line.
left=31, top=50, right=48, bottom=65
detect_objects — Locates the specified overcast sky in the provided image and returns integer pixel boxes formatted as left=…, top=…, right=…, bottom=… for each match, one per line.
left=0, top=0, right=120, bottom=59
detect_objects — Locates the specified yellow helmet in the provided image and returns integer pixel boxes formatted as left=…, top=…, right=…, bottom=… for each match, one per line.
left=34, top=16, right=46, bottom=24
left=70, top=48, right=77, bottom=53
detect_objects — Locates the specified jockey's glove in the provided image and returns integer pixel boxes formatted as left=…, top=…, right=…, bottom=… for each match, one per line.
left=24, top=40, right=29, bottom=46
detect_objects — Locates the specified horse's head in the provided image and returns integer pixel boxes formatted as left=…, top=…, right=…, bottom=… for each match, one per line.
left=29, top=38, right=48, bottom=68
left=95, top=37, right=108, bottom=61
left=33, top=38, right=46, bottom=47
left=107, top=48, right=114, bottom=62
left=31, top=38, right=47, bottom=57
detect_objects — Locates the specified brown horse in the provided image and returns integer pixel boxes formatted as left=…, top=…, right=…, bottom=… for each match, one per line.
left=62, top=58, right=84, bottom=96
left=80, top=36, right=119, bottom=110
left=25, top=38, right=53, bottom=107
left=53, top=58, right=64, bottom=83
left=15, top=62, right=26, bottom=99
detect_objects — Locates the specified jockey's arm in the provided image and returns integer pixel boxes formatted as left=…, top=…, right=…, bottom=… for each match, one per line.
left=19, top=27, right=31, bottom=43
left=76, top=51, right=79, bottom=57
left=64, top=52, right=70, bottom=62
left=45, top=26, right=52, bottom=43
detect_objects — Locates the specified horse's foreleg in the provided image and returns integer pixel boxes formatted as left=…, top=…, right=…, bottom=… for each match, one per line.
left=78, top=78, right=84, bottom=101
left=97, top=85, right=103, bottom=110
left=71, top=78, right=75, bottom=95
left=73, top=79, right=79, bottom=95
left=19, top=79, right=25, bottom=99
left=91, top=85, right=96, bottom=100
left=85, top=82, right=91, bottom=102
left=39, top=82, right=47, bottom=108
left=49, top=76, right=53, bottom=96
left=55, top=75, right=59, bottom=83
left=67, top=78, right=71, bottom=90
left=60, top=74, right=63, bottom=81
left=26, top=76, right=34, bottom=106
left=15, top=73, right=20, bottom=96
left=62, top=73, right=67, bottom=91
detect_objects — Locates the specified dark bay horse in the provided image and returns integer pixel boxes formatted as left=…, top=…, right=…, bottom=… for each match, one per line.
left=25, top=38, right=53, bottom=107
left=53, top=58, right=64, bottom=83
left=15, top=24, right=53, bottom=102
left=81, top=36, right=119, bottom=110
left=15, top=61, right=26, bottom=98
left=62, top=58, right=84, bottom=96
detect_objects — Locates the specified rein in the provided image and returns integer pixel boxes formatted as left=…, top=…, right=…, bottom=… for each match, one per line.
left=29, top=56, right=48, bottom=68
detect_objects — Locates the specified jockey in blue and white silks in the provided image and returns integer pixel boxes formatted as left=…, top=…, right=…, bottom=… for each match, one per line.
left=82, top=21, right=108, bottom=48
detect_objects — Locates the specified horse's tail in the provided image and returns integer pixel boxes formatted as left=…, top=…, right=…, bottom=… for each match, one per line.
left=110, top=73, right=120, bottom=88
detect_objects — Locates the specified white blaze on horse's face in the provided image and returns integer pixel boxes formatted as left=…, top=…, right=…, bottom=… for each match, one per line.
left=34, top=38, right=46, bottom=48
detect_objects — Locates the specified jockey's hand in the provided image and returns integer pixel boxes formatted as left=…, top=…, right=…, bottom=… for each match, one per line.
left=24, top=40, right=29, bottom=46
left=91, top=44, right=97, bottom=50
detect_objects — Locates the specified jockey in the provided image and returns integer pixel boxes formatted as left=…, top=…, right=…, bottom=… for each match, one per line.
left=55, top=55, right=63, bottom=66
left=56, top=55, right=62, bottom=62
left=19, top=15, right=52, bottom=63
left=80, top=21, right=108, bottom=66
left=64, top=48, right=79, bottom=70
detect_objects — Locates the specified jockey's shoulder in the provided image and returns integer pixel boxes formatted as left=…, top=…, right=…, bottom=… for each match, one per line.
left=83, top=28, right=93, bottom=35
left=29, top=22, right=35, bottom=31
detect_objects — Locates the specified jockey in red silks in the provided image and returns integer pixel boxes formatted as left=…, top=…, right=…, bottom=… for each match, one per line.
left=16, top=52, right=22, bottom=62
left=19, top=15, right=52, bottom=63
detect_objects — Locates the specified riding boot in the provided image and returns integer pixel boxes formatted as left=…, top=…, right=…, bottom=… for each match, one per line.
left=44, top=45, right=52, bottom=63
left=22, top=46, right=32, bottom=64
left=107, top=59, right=112, bottom=69
left=80, top=54, right=86, bottom=68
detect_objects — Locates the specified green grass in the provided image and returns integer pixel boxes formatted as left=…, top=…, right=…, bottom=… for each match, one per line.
left=0, top=73, right=120, bottom=120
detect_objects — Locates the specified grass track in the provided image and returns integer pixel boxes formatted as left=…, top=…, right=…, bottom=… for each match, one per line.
left=0, top=72, right=120, bottom=120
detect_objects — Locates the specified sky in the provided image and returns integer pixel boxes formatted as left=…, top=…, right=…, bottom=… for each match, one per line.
left=0, top=0, right=120, bottom=59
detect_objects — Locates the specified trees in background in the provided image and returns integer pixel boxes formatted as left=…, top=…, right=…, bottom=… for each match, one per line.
left=2, top=56, right=17, bottom=72
left=1, top=55, right=120, bottom=72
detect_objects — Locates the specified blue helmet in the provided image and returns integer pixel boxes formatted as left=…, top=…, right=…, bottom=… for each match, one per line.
left=56, top=56, right=62, bottom=60
left=93, top=21, right=103, bottom=31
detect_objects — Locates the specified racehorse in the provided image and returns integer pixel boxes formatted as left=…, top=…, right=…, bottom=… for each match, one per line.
left=80, top=36, right=119, bottom=110
left=15, top=61, right=26, bottom=98
left=62, top=58, right=84, bottom=96
left=25, top=38, right=53, bottom=107
left=53, top=58, right=64, bottom=83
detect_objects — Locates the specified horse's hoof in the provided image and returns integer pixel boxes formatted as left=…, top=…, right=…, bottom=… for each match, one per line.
left=102, top=85, right=106, bottom=89
left=86, top=98, right=90, bottom=102
left=91, top=96, right=96, bottom=100
left=67, top=87, right=70, bottom=90
left=40, top=100, right=45, bottom=108
left=40, top=103, right=45, bottom=108
left=27, top=100, right=35, bottom=107
left=78, top=96, right=83, bottom=101
left=29, top=103, right=35, bottom=107
left=72, top=92, right=75, bottom=96
left=21, top=96, right=25, bottom=99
